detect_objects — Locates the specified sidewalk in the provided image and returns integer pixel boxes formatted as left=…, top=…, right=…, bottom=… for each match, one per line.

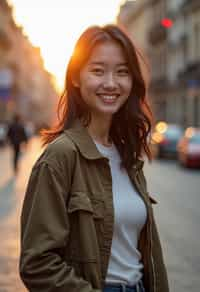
left=0, top=137, right=43, bottom=292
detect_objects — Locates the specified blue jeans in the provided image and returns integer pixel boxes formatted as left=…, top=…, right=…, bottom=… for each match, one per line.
left=103, top=280, right=145, bottom=292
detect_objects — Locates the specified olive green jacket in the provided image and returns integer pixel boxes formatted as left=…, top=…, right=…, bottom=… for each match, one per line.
left=20, top=120, right=169, bottom=292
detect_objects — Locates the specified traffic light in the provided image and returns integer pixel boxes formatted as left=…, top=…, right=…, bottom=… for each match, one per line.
left=161, top=18, right=173, bottom=28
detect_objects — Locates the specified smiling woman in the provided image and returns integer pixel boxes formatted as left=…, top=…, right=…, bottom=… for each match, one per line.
left=19, top=24, right=169, bottom=292
left=9, top=0, right=123, bottom=89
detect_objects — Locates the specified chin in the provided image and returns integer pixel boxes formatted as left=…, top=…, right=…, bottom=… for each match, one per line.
left=97, top=105, right=121, bottom=115
left=97, top=109, right=118, bottom=117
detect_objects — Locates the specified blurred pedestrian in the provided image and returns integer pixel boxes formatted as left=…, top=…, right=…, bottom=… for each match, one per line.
left=7, top=114, right=28, bottom=173
left=20, top=25, right=169, bottom=292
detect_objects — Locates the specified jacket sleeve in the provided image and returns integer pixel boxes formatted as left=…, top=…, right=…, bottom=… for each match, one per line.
left=140, top=169, right=169, bottom=292
left=20, top=161, right=101, bottom=292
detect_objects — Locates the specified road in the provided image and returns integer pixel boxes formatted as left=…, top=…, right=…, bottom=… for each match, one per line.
left=144, top=159, right=200, bottom=292
left=0, top=138, right=42, bottom=292
left=0, top=137, right=200, bottom=291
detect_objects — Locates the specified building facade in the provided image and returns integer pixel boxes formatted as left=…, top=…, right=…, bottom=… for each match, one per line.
left=0, top=0, right=57, bottom=127
left=180, top=0, right=200, bottom=126
left=117, top=0, right=152, bottom=85
left=118, top=0, right=200, bottom=127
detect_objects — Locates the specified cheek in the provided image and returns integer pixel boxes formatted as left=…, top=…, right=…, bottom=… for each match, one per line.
left=122, top=78, right=132, bottom=95
left=80, top=75, right=100, bottom=94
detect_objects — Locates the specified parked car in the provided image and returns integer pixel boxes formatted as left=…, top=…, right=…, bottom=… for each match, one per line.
left=0, top=122, right=8, bottom=147
left=151, top=121, right=183, bottom=158
left=177, top=127, right=200, bottom=168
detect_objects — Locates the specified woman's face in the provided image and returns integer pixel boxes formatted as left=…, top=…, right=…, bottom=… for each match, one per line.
left=76, top=40, right=132, bottom=119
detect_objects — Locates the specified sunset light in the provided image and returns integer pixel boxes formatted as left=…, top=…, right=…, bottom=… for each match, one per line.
left=8, top=0, right=123, bottom=91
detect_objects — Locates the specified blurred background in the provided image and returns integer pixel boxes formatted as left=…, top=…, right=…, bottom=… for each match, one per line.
left=0, top=0, right=199, bottom=291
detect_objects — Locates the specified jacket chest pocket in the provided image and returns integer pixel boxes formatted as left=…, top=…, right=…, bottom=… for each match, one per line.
left=67, top=192, right=105, bottom=261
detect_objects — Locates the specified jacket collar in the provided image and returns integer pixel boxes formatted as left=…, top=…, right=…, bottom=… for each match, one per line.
left=64, top=120, right=104, bottom=160
left=64, top=119, right=144, bottom=170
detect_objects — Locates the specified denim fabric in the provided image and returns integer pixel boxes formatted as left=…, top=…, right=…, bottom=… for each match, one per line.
left=103, top=281, right=145, bottom=292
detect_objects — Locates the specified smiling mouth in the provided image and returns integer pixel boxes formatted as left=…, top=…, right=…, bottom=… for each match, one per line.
left=97, top=94, right=119, bottom=103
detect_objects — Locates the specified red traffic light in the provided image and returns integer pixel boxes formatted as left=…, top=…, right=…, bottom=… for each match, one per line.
left=161, top=18, right=173, bottom=28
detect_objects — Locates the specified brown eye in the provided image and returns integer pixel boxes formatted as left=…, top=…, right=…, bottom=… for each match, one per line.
left=91, top=68, right=104, bottom=75
left=117, top=68, right=129, bottom=76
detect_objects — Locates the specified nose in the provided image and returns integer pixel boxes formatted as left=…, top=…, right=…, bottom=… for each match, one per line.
left=103, top=73, right=117, bottom=91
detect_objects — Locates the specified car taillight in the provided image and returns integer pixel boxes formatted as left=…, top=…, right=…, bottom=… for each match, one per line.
left=160, top=138, right=170, bottom=145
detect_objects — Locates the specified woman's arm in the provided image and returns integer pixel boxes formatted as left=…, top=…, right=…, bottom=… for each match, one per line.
left=20, top=161, right=100, bottom=292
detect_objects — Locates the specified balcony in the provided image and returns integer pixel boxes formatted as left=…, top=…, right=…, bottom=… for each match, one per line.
left=149, top=0, right=160, bottom=5
left=178, top=61, right=200, bottom=81
left=182, top=0, right=200, bottom=12
left=168, top=33, right=188, bottom=49
left=148, top=22, right=167, bottom=45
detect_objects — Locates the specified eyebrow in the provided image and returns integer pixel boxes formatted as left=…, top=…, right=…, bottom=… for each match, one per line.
left=89, top=62, right=129, bottom=66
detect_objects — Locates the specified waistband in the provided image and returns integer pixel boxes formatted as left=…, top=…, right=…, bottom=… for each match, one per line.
left=103, top=280, right=145, bottom=292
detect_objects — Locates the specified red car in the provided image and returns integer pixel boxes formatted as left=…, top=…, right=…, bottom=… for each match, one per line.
left=177, top=127, right=200, bottom=168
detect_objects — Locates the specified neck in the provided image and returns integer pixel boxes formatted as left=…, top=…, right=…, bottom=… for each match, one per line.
left=87, top=115, right=112, bottom=146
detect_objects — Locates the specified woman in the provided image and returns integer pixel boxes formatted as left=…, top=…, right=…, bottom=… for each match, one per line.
left=20, top=25, right=169, bottom=292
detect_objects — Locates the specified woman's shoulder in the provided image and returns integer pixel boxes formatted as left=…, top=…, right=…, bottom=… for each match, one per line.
left=34, top=132, right=78, bottom=171
left=47, top=131, right=77, bottom=153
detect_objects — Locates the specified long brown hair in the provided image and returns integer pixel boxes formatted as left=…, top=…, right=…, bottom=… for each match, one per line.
left=41, top=24, right=153, bottom=170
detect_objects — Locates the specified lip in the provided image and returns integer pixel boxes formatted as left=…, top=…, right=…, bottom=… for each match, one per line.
left=97, top=93, right=120, bottom=96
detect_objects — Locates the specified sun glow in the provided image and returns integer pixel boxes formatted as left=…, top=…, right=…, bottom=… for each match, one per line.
left=9, top=0, right=123, bottom=91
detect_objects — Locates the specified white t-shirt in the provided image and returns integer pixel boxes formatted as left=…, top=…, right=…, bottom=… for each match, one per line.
left=94, top=141, right=147, bottom=285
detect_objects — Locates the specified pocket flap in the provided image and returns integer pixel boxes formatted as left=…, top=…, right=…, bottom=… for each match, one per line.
left=68, top=192, right=94, bottom=213
left=92, top=199, right=104, bottom=219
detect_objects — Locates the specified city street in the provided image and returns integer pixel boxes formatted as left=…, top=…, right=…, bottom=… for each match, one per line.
left=0, top=137, right=200, bottom=292
left=144, top=159, right=200, bottom=292
left=0, top=138, right=43, bottom=292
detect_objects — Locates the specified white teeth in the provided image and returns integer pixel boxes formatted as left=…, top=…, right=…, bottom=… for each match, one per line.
left=100, top=95, right=117, bottom=100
